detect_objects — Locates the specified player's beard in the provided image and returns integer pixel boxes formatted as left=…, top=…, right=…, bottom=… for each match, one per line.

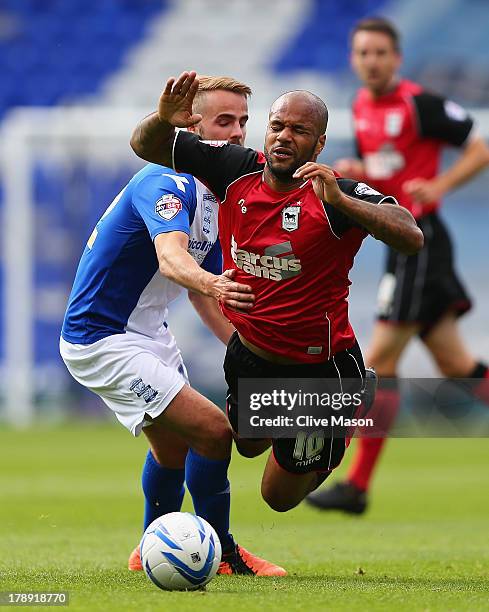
left=264, top=140, right=319, bottom=182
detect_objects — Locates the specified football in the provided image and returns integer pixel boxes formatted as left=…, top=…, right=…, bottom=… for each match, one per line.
left=140, top=512, right=222, bottom=591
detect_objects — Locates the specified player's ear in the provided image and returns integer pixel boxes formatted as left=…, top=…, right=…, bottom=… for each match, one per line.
left=395, top=52, right=403, bottom=71
left=314, top=134, right=326, bottom=157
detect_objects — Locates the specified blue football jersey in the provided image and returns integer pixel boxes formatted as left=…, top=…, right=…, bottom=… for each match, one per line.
left=62, top=164, right=221, bottom=344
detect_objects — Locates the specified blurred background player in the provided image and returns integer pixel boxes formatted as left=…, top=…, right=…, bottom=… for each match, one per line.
left=307, top=17, right=489, bottom=514
left=60, top=76, right=286, bottom=577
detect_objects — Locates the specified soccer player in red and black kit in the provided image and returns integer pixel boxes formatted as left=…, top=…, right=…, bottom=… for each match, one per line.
left=130, top=70, right=423, bottom=512
left=307, top=18, right=489, bottom=514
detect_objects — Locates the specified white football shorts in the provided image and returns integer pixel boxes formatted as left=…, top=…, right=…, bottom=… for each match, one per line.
left=59, top=330, right=189, bottom=436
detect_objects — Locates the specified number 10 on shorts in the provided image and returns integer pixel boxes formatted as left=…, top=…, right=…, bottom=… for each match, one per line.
left=293, top=430, right=325, bottom=461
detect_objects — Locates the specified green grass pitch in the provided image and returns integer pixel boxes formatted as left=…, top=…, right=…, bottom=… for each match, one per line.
left=1, top=423, right=488, bottom=611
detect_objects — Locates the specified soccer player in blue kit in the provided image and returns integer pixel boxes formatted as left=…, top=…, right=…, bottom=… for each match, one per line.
left=60, top=76, right=286, bottom=576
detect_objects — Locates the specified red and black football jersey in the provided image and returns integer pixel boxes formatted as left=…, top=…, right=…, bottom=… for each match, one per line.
left=173, top=131, right=396, bottom=362
left=353, top=79, right=474, bottom=219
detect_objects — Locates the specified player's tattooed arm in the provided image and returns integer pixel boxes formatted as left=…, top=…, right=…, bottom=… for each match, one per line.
left=130, top=112, right=175, bottom=166
left=293, top=162, right=424, bottom=255
left=130, top=71, right=202, bottom=166
left=155, top=232, right=255, bottom=311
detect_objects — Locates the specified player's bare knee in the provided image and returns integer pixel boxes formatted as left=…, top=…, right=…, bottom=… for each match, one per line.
left=430, top=349, right=464, bottom=378
left=235, top=438, right=270, bottom=458
left=261, top=488, right=296, bottom=513
left=436, top=358, right=471, bottom=379
left=147, top=445, right=166, bottom=466
left=195, top=412, right=232, bottom=458
left=261, top=478, right=299, bottom=512
left=267, top=498, right=296, bottom=513
left=235, top=443, right=259, bottom=458
left=368, top=354, right=398, bottom=377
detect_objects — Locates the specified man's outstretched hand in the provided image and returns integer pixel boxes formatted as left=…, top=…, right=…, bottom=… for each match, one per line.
left=207, top=269, right=255, bottom=312
left=158, top=71, right=202, bottom=128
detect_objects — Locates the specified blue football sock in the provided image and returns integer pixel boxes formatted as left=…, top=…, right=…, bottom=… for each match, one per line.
left=142, top=450, right=185, bottom=531
left=185, top=448, right=234, bottom=552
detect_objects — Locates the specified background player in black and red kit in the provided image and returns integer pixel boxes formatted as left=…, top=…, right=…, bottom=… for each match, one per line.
left=307, top=18, right=489, bottom=514
left=130, top=70, right=423, bottom=512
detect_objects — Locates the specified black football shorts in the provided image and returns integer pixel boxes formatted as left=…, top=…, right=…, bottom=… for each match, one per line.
left=223, top=332, right=366, bottom=475
left=376, top=212, right=471, bottom=337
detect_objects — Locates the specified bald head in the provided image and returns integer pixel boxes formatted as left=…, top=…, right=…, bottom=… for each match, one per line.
left=264, top=90, right=328, bottom=184
left=270, top=91, right=328, bottom=137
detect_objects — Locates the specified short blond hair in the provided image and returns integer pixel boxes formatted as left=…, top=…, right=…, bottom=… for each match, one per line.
left=194, top=75, right=252, bottom=112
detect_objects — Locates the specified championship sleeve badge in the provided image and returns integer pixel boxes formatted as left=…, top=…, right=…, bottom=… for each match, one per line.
left=155, top=194, right=183, bottom=220
left=354, top=183, right=382, bottom=197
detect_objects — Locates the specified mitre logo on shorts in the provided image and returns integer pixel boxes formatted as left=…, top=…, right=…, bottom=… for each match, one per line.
left=155, top=194, right=183, bottom=220
left=231, top=235, right=302, bottom=281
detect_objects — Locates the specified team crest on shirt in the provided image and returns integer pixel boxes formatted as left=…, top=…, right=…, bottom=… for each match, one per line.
left=385, top=111, right=403, bottom=136
left=155, top=194, right=183, bottom=220
left=281, top=206, right=300, bottom=232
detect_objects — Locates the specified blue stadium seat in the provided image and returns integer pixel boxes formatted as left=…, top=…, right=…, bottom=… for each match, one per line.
left=274, top=0, right=388, bottom=75
left=0, top=0, right=167, bottom=118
